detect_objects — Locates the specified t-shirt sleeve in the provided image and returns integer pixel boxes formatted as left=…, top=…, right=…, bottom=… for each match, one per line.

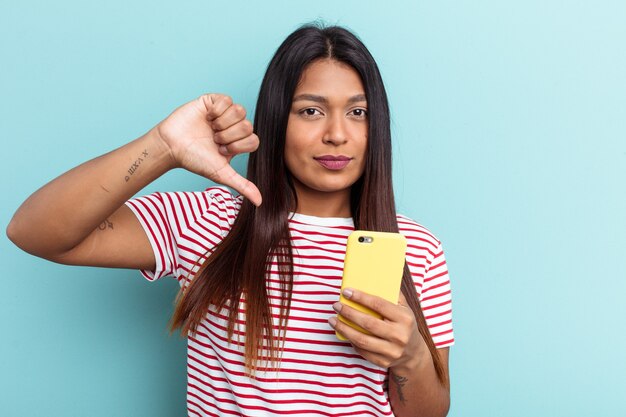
left=124, top=187, right=240, bottom=284
left=420, top=241, right=455, bottom=348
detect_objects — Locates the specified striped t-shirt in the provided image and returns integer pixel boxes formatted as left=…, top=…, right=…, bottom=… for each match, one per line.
left=125, top=187, right=455, bottom=417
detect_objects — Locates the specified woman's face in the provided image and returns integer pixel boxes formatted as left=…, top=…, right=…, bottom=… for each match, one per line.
left=285, top=59, right=368, bottom=209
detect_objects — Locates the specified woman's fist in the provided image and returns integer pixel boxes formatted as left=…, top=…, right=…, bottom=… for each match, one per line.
left=154, top=94, right=262, bottom=206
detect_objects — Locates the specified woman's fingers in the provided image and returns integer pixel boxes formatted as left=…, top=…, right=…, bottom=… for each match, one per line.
left=207, top=98, right=257, bottom=155
left=343, top=289, right=410, bottom=323
left=201, top=94, right=233, bottom=120
left=214, top=119, right=254, bottom=146
left=329, top=288, right=420, bottom=369
left=158, top=93, right=263, bottom=206
left=202, top=96, right=261, bottom=205
left=331, top=314, right=386, bottom=351
left=210, top=103, right=247, bottom=131
left=333, top=299, right=411, bottom=346
left=333, top=301, right=388, bottom=337
left=353, top=348, right=396, bottom=369
left=218, top=133, right=260, bottom=156
left=330, top=314, right=401, bottom=368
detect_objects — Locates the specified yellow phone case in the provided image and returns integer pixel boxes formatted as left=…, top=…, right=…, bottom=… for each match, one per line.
left=336, top=230, right=407, bottom=340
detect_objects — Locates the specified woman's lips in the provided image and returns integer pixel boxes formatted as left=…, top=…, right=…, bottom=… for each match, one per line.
left=314, top=155, right=352, bottom=170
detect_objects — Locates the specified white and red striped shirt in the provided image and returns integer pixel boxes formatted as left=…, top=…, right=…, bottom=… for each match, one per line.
left=125, top=187, right=454, bottom=417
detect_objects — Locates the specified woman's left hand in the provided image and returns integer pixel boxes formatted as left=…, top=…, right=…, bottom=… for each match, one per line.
left=328, top=288, right=428, bottom=371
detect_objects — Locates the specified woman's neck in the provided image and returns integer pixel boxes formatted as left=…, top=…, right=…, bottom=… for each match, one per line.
left=292, top=183, right=352, bottom=218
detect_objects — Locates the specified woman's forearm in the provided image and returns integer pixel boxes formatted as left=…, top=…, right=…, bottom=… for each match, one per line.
left=389, top=348, right=450, bottom=417
left=6, top=128, right=175, bottom=257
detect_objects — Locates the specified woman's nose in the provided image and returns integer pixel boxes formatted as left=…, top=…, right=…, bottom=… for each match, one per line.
left=322, top=114, right=348, bottom=145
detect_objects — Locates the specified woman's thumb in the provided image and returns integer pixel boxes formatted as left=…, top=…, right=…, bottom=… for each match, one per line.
left=213, top=164, right=262, bottom=207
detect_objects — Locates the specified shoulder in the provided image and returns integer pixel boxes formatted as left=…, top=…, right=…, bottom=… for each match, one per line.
left=160, top=187, right=242, bottom=242
left=202, top=186, right=243, bottom=210
left=135, top=186, right=242, bottom=231
left=141, top=186, right=242, bottom=218
left=198, top=186, right=243, bottom=226
left=396, top=214, right=442, bottom=257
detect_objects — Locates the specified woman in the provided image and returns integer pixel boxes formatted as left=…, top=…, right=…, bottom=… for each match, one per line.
left=7, top=24, right=454, bottom=416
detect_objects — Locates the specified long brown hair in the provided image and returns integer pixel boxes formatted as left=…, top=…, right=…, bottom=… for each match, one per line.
left=169, top=24, right=449, bottom=389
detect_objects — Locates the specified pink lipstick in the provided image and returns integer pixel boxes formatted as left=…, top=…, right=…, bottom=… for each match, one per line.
left=314, top=155, right=352, bottom=170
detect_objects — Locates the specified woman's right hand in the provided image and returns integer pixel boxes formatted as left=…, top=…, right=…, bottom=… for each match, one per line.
left=7, top=93, right=262, bottom=268
left=155, top=94, right=262, bottom=206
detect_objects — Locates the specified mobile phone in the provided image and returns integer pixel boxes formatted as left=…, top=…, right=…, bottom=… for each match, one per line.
left=336, top=230, right=407, bottom=340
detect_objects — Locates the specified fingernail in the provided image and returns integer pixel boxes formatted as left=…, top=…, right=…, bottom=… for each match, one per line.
left=219, top=145, right=229, bottom=156
left=328, top=317, right=337, bottom=327
left=342, top=288, right=353, bottom=299
left=332, top=302, right=342, bottom=312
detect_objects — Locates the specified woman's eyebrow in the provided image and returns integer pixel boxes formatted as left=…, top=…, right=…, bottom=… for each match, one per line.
left=292, top=94, right=367, bottom=104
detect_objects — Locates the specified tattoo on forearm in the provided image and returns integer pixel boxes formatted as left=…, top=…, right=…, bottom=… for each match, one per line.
left=98, top=218, right=114, bottom=231
left=391, top=372, right=409, bottom=404
left=124, top=149, right=149, bottom=182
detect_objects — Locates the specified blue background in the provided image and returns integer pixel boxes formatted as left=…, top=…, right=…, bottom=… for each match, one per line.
left=1, top=1, right=625, bottom=416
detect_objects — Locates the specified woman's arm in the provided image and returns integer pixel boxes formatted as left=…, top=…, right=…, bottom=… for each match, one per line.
left=329, top=289, right=451, bottom=417
left=388, top=347, right=450, bottom=417
left=6, top=129, right=174, bottom=269
left=6, top=94, right=260, bottom=270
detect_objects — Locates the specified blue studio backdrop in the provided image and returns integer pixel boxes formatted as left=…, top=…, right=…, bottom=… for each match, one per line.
left=1, top=1, right=625, bottom=416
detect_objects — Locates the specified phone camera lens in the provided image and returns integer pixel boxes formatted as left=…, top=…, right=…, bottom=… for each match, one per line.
left=358, top=237, right=364, bottom=243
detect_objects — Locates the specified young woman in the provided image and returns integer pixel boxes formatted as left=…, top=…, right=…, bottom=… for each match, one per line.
left=7, top=25, right=454, bottom=416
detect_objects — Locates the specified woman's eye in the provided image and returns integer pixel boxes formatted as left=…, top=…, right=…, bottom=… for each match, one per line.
left=350, top=108, right=368, bottom=117
left=300, top=108, right=322, bottom=117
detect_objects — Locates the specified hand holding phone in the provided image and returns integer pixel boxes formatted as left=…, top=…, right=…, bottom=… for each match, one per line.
left=336, top=231, right=407, bottom=340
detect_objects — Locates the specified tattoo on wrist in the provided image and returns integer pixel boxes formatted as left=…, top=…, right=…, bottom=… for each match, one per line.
left=124, top=149, right=149, bottom=182
left=391, top=372, right=409, bottom=404
left=98, top=218, right=114, bottom=231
